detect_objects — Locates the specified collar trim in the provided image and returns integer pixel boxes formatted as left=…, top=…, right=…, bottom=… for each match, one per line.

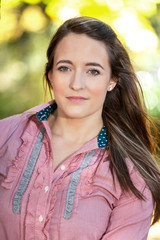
left=36, top=105, right=54, bottom=121
left=98, top=126, right=107, bottom=149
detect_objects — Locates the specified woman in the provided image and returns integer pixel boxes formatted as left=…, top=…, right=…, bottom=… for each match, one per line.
left=0, top=16, right=160, bottom=240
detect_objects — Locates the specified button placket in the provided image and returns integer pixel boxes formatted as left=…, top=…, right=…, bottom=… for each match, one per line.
left=35, top=162, right=53, bottom=231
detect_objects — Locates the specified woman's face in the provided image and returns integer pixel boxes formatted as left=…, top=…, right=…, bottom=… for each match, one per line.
left=48, top=33, right=116, bottom=120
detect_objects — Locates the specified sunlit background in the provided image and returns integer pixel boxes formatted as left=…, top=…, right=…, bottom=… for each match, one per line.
left=0, top=0, right=160, bottom=238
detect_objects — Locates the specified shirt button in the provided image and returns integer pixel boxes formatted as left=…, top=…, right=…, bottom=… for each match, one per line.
left=39, top=215, right=43, bottom=223
left=44, top=186, right=49, bottom=193
left=60, top=164, right=65, bottom=170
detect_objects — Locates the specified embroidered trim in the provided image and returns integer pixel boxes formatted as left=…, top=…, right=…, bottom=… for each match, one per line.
left=63, top=149, right=96, bottom=219
left=13, top=127, right=46, bottom=214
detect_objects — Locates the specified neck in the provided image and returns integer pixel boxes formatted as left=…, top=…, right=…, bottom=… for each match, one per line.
left=49, top=110, right=103, bottom=143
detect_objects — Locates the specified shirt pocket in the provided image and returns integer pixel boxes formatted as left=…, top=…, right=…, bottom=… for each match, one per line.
left=79, top=164, right=97, bottom=198
left=0, top=139, right=27, bottom=190
left=0, top=145, right=9, bottom=183
left=63, top=168, right=94, bottom=219
left=63, top=150, right=98, bottom=219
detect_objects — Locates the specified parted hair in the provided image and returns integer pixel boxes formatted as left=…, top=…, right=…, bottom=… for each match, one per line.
left=44, top=16, right=160, bottom=225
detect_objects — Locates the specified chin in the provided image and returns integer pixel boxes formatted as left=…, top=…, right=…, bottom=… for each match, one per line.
left=64, top=113, right=88, bottom=119
left=60, top=109, right=90, bottom=119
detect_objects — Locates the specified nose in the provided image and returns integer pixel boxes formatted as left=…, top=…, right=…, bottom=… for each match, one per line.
left=69, top=70, right=85, bottom=90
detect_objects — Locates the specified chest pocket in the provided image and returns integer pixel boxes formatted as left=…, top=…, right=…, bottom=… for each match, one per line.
left=63, top=149, right=96, bottom=219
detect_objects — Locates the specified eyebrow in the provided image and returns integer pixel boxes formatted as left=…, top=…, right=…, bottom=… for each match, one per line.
left=56, top=60, right=104, bottom=70
left=85, top=62, right=104, bottom=70
left=56, top=60, right=72, bottom=65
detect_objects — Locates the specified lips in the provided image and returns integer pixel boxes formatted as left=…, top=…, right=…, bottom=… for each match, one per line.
left=67, top=96, right=88, bottom=103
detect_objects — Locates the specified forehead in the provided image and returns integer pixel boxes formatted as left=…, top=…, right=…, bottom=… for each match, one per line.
left=54, top=33, right=110, bottom=63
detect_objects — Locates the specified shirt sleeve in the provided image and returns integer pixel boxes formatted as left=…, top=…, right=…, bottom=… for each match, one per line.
left=101, top=169, right=154, bottom=240
left=0, top=114, right=21, bottom=148
left=0, top=114, right=25, bottom=183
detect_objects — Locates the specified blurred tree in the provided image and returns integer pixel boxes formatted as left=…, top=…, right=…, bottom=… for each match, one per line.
left=0, top=0, right=160, bottom=119
left=1, top=2, right=160, bottom=238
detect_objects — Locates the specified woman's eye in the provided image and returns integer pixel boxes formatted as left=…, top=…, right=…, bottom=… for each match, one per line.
left=88, top=69, right=100, bottom=76
left=58, top=66, right=70, bottom=72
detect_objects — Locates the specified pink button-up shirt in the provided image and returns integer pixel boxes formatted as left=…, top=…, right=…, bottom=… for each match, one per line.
left=0, top=101, right=153, bottom=240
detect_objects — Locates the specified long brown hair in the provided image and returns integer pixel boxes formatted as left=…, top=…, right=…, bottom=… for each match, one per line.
left=44, top=16, right=160, bottom=224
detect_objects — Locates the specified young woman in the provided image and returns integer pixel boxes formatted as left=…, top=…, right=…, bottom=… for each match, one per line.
left=0, top=16, right=160, bottom=240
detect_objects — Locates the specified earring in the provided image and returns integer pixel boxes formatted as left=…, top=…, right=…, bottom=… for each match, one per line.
left=109, top=87, right=112, bottom=91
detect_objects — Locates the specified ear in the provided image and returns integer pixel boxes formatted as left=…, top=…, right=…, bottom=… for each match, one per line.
left=107, top=78, right=117, bottom=92
left=48, top=70, right=53, bottom=86
left=48, top=70, right=52, bottom=81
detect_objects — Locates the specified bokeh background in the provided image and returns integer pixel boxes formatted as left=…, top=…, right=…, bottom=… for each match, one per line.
left=0, top=0, right=160, bottom=239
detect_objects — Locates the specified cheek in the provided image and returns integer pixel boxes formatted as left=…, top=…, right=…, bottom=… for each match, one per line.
left=53, top=87, right=65, bottom=100
left=52, top=78, right=66, bottom=95
left=90, top=83, right=108, bottom=107
left=90, top=83, right=108, bottom=98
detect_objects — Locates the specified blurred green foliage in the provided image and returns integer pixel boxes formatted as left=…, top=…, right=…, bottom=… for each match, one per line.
left=0, top=0, right=160, bottom=119
left=1, top=2, right=160, bottom=238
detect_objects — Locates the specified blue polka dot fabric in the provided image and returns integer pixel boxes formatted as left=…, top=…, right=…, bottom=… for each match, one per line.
left=36, top=105, right=54, bottom=121
left=97, top=126, right=107, bottom=149
left=36, top=104, right=107, bottom=149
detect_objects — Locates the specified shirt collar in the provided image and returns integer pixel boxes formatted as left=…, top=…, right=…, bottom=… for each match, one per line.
left=36, top=104, right=107, bottom=149
left=36, top=104, right=55, bottom=121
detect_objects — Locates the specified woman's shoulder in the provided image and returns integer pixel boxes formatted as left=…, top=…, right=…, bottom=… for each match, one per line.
left=0, top=101, right=54, bottom=148
left=0, top=100, right=54, bottom=126
left=0, top=114, right=23, bottom=145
